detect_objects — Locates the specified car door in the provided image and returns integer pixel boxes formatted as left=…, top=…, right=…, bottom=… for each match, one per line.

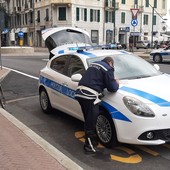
left=62, top=55, right=86, bottom=120
left=50, top=54, right=85, bottom=120
left=49, top=55, right=71, bottom=112
left=164, top=46, right=170, bottom=60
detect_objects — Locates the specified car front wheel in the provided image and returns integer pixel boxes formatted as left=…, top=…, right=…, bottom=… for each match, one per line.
left=39, top=87, right=52, bottom=114
left=153, top=54, right=162, bottom=63
left=96, top=110, right=118, bottom=148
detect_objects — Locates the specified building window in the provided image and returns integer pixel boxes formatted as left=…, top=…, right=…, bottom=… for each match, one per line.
left=76, top=8, right=87, bottom=21
left=143, top=14, right=148, bottom=25
left=91, top=30, right=99, bottom=45
left=37, top=10, right=40, bottom=23
left=162, top=0, right=165, bottom=9
left=145, top=0, right=149, bottom=7
left=121, top=12, right=125, bottom=24
left=25, top=13, right=28, bottom=25
left=76, top=8, right=79, bottom=21
left=134, top=0, right=138, bottom=8
left=134, top=0, right=138, bottom=5
left=30, top=11, right=33, bottom=23
left=154, top=0, right=157, bottom=8
left=45, top=8, right=49, bottom=21
left=122, top=0, right=126, bottom=4
left=153, top=15, right=156, bottom=25
left=59, top=7, right=66, bottom=20
left=90, top=9, right=100, bottom=22
left=105, top=11, right=113, bottom=23
left=105, top=0, right=115, bottom=7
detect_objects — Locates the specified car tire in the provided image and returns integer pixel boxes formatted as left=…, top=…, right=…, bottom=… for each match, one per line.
left=39, top=87, right=53, bottom=114
left=153, top=54, right=162, bottom=63
left=96, top=110, right=118, bottom=148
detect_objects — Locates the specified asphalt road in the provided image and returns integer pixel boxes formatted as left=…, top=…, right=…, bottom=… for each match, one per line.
left=1, top=54, right=170, bottom=170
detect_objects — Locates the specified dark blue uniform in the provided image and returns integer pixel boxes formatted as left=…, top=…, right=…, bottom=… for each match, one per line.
left=75, top=58, right=119, bottom=153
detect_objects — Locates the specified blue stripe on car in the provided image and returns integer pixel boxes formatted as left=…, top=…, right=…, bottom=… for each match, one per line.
left=39, top=76, right=75, bottom=99
left=101, top=101, right=132, bottom=122
left=160, top=52, right=170, bottom=56
left=120, top=86, right=170, bottom=107
left=39, top=76, right=131, bottom=122
left=78, top=51, right=96, bottom=57
left=58, top=50, right=64, bottom=54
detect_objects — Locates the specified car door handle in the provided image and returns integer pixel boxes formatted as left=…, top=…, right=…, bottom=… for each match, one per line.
left=62, top=82, right=68, bottom=86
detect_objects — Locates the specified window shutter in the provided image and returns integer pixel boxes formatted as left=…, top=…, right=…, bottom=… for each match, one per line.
left=90, top=9, right=93, bottom=22
left=97, top=10, right=100, bottom=22
left=76, top=8, right=79, bottom=21
left=105, top=11, right=108, bottom=23
left=112, top=11, right=115, bottom=23
left=105, top=0, right=108, bottom=6
left=84, top=8, right=87, bottom=21
left=112, top=0, right=115, bottom=7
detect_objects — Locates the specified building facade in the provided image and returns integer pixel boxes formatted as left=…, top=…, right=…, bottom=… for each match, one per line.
left=3, top=0, right=168, bottom=47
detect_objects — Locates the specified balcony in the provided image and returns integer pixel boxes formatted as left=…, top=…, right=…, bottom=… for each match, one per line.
left=51, top=0, right=72, bottom=5
left=138, top=6, right=144, bottom=13
left=14, top=6, right=21, bottom=13
left=105, top=2, right=119, bottom=11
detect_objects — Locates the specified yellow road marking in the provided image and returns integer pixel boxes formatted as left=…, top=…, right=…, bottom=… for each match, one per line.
left=74, top=131, right=104, bottom=148
left=135, top=146, right=159, bottom=156
left=110, top=146, right=142, bottom=163
left=163, top=144, right=170, bottom=149
left=110, top=154, right=142, bottom=164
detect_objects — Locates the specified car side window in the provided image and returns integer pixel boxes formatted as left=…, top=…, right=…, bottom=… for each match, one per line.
left=50, top=55, right=68, bottom=74
left=66, top=55, right=85, bottom=77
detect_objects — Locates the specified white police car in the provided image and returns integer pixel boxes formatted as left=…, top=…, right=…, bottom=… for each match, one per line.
left=150, top=46, right=170, bottom=63
left=39, top=27, right=170, bottom=147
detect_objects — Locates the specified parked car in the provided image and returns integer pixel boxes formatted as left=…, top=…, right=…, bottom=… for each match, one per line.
left=136, top=40, right=150, bottom=49
left=39, top=27, right=170, bottom=148
left=102, top=43, right=122, bottom=50
left=121, top=44, right=127, bottom=49
left=150, top=46, right=170, bottom=63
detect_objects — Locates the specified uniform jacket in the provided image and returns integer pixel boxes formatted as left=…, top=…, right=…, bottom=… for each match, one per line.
left=75, top=60, right=119, bottom=100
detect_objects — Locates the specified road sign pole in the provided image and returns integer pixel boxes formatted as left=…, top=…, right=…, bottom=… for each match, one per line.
left=133, top=27, right=135, bottom=53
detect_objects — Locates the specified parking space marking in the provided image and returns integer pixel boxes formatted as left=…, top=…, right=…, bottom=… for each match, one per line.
left=110, top=146, right=142, bottom=163
left=75, top=131, right=104, bottom=148
left=134, top=146, right=159, bottom=156
left=163, top=144, right=170, bottom=149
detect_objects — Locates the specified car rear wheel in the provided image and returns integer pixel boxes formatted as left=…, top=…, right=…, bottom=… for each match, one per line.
left=96, top=110, right=118, bottom=148
left=39, top=87, right=52, bottom=114
left=153, top=54, right=162, bottom=63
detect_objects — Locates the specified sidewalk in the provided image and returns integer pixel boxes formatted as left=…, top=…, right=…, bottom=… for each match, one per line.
left=0, top=68, right=83, bottom=170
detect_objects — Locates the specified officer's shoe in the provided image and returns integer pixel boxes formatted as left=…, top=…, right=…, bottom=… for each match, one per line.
left=83, top=137, right=98, bottom=154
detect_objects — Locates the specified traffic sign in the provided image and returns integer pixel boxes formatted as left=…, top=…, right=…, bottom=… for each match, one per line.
left=18, top=31, right=24, bottom=38
left=130, top=8, right=139, bottom=19
left=131, top=19, right=138, bottom=27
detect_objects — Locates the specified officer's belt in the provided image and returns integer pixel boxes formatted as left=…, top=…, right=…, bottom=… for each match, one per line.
left=76, top=86, right=102, bottom=105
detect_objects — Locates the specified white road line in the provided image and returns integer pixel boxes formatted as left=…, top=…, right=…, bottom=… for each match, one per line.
left=3, top=66, right=39, bottom=80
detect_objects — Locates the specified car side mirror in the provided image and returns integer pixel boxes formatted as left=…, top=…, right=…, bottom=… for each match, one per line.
left=154, top=64, right=160, bottom=70
left=71, top=74, right=82, bottom=82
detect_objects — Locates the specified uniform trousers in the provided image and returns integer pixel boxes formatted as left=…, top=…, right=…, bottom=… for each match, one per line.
left=77, top=98, right=99, bottom=136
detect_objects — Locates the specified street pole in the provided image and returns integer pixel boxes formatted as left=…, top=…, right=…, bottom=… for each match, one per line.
left=151, top=6, right=154, bottom=48
left=113, top=0, right=116, bottom=43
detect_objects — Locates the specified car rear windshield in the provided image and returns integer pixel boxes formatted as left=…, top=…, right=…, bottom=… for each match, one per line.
left=45, top=29, right=92, bottom=51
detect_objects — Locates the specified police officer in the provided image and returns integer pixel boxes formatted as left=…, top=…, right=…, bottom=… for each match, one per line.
left=75, top=57, right=119, bottom=154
